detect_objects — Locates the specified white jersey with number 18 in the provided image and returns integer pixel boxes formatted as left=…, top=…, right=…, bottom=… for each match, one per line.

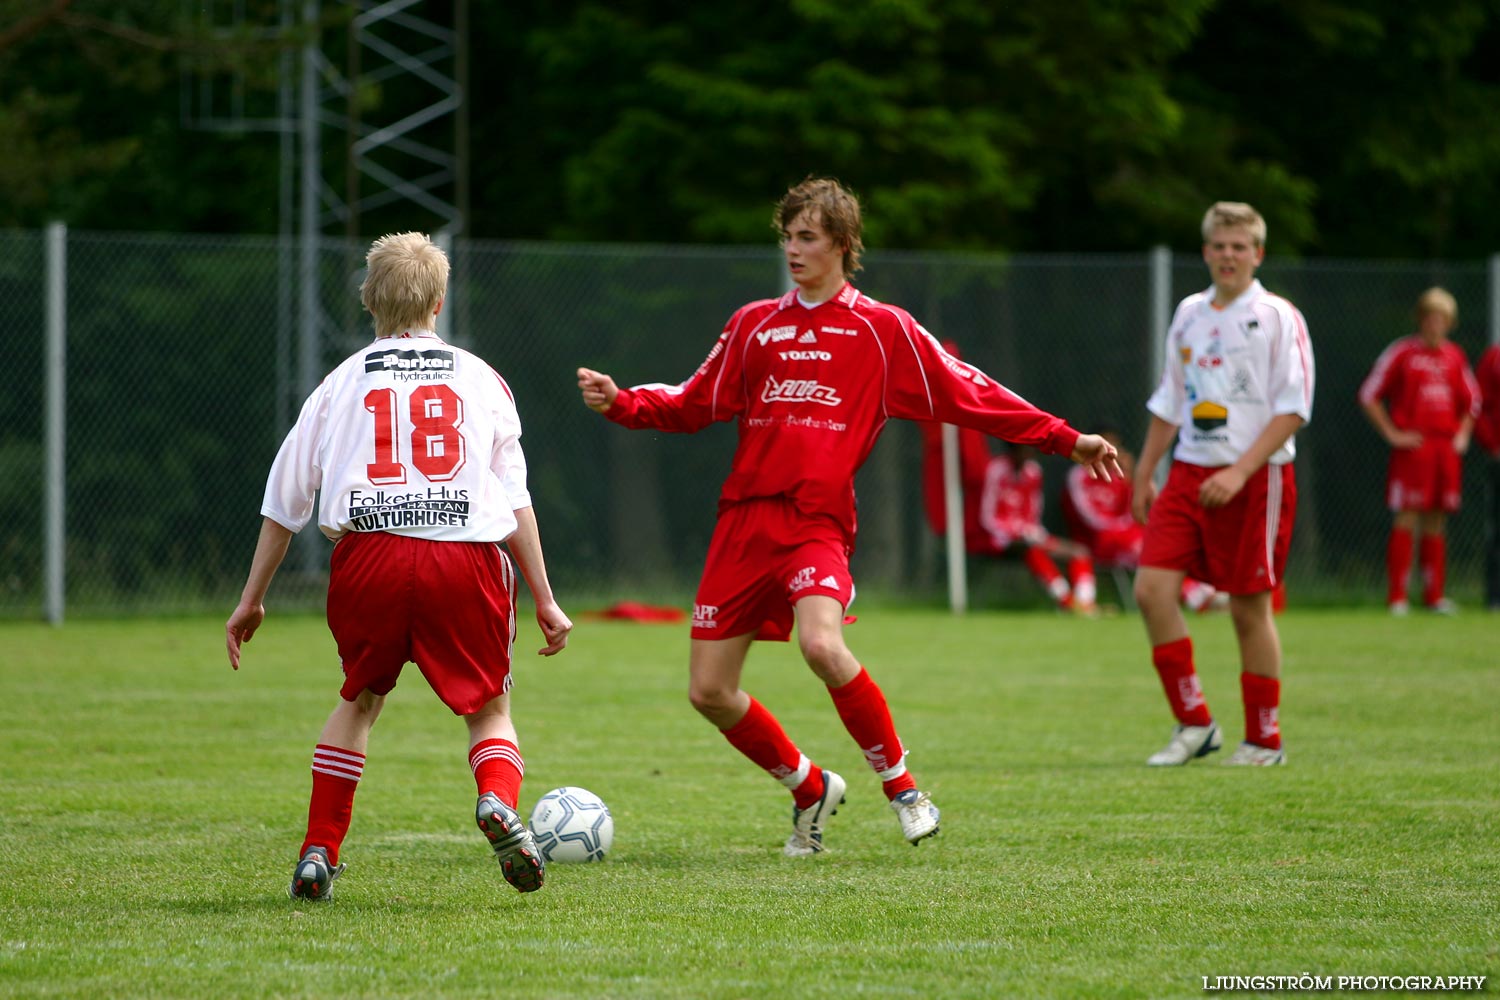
left=261, top=331, right=531, bottom=543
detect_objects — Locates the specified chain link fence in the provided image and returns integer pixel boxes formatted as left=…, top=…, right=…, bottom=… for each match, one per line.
left=2, top=228, right=1494, bottom=618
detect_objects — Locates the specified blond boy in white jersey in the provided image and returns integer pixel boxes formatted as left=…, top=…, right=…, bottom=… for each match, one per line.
left=1132, top=202, right=1315, bottom=767
left=225, top=232, right=572, bottom=898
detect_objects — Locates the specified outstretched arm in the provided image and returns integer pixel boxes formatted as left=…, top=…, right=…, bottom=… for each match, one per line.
left=577, top=367, right=620, bottom=414
left=1069, top=433, right=1124, bottom=483
left=225, top=517, right=295, bottom=670
left=506, top=505, right=573, bottom=656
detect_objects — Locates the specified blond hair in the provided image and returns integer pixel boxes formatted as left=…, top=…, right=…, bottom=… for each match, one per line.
left=1201, top=202, right=1267, bottom=248
left=774, top=177, right=865, bottom=278
left=360, top=232, right=450, bottom=337
left=1415, top=287, right=1458, bottom=325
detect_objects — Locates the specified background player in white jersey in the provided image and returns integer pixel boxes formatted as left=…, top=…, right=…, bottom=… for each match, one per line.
left=1132, top=202, right=1315, bottom=767
left=225, top=232, right=572, bottom=898
left=577, top=177, right=1122, bottom=855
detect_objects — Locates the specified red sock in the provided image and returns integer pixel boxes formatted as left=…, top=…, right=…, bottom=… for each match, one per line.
left=469, top=738, right=524, bottom=809
left=722, top=697, right=825, bottom=809
left=1023, top=547, right=1070, bottom=605
left=1419, top=535, right=1447, bottom=607
left=1240, top=672, right=1281, bottom=750
left=828, top=667, right=914, bottom=800
left=1387, top=527, right=1413, bottom=604
left=1151, top=637, right=1212, bottom=727
left=301, top=744, right=365, bottom=866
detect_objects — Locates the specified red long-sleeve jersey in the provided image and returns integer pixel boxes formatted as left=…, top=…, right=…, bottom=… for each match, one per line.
left=605, top=283, right=1080, bottom=546
left=1475, top=344, right=1500, bottom=457
left=1358, top=335, right=1480, bottom=438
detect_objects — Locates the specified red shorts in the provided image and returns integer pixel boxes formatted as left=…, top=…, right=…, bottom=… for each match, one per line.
left=1139, top=461, right=1296, bottom=595
left=691, top=499, right=854, bottom=642
left=1386, top=437, right=1462, bottom=512
left=327, top=531, right=518, bottom=715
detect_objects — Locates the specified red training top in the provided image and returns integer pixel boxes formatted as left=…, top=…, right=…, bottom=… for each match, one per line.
left=607, top=283, right=1079, bottom=547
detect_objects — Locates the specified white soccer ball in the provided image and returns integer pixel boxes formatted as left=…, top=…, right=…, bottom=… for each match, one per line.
left=527, top=786, right=614, bottom=863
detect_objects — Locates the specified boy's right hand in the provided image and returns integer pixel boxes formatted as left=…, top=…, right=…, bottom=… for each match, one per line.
left=577, top=368, right=619, bottom=414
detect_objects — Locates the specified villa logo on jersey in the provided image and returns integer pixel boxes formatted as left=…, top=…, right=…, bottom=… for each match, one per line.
left=761, top=375, right=842, bottom=406
left=755, top=325, right=798, bottom=346
left=692, top=604, right=719, bottom=629
left=778, top=350, right=832, bottom=362
left=1191, top=401, right=1229, bottom=431
left=365, top=348, right=455, bottom=379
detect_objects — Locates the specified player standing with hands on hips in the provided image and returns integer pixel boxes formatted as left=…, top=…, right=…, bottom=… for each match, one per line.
left=577, top=177, right=1122, bottom=855
left=1132, top=202, right=1314, bottom=767
left=1357, top=288, right=1480, bottom=615
left=226, top=232, right=572, bottom=898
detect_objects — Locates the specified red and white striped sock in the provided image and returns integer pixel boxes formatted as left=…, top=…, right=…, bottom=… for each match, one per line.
left=301, top=744, right=365, bottom=866
left=469, top=738, right=525, bottom=809
left=721, top=697, right=826, bottom=809
left=1240, top=672, right=1281, bottom=750
left=1151, top=637, right=1212, bottom=727
left=829, top=667, right=915, bottom=800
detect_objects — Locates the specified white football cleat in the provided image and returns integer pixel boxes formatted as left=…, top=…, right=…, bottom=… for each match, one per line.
left=1146, top=722, right=1222, bottom=766
left=1224, top=741, right=1286, bottom=766
left=889, top=789, right=940, bottom=846
left=1389, top=600, right=1410, bottom=617
left=784, top=769, right=846, bottom=857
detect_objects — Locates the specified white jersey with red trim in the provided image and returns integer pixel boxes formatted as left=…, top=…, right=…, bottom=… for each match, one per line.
left=262, top=331, right=531, bottom=542
left=1147, top=279, right=1314, bottom=467
left=605, top=283, right=1080, bottom=545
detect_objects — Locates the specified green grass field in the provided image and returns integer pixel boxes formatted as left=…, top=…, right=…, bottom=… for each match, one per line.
left=2, top=608, right=1496, bottom=999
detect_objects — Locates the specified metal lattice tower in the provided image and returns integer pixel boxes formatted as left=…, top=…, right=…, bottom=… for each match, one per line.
left=182, top=0, right=466, bottom=574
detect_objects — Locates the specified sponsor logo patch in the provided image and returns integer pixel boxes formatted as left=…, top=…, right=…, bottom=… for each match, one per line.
left=778, top=350, right=832, bottom=361
left=755, top=325, right=798, bottom=346
left=1191, top=400, right=1228, bottom=431
left=365, top=348, right=456, bottom=380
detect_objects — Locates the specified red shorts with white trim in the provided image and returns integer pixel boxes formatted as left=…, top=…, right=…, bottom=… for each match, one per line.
left=1386, top=437, right=1462, bottom=512
left=326, top=531, right=517, bottom=715
left=1139, top=461, right=1297, bottom=595
left=691, top=499, right=854, bottom=642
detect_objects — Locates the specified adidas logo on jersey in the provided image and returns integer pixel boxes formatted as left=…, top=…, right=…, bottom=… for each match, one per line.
left=797, top=330, right=818, bottom=344
left=819, top=576, right=838, bottom=589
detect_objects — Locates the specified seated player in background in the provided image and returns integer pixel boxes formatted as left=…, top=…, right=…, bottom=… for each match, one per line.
left=1061, top=427, right=1223, bottom=612
left=979, top=441, right=1099, bottom=615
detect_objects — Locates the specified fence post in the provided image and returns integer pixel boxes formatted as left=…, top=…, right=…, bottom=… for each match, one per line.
left=1148, top=245, right=1172, bottom=485
left=1490, top=254, right=1500, bottom=346
left=942, top=423, right=968, bottom=615
left=45, top=222, right=67, bottom=625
